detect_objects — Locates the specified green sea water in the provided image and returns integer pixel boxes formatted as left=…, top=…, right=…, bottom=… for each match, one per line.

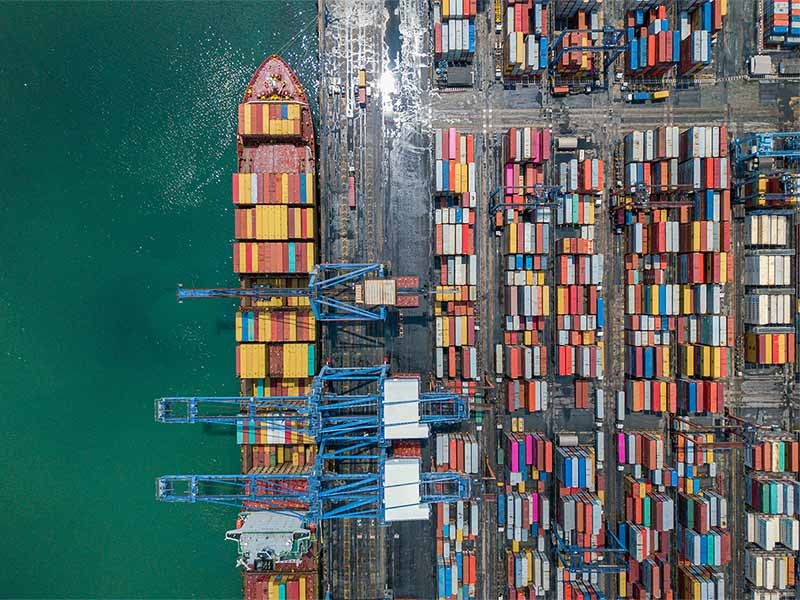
left=0, top=2, right=317, bottom=597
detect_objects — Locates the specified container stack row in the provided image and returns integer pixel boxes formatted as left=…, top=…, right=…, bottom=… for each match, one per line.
left=435, top=433, right=480, bottom=474
left=554, top=443, right=607, bottom=599
left=743, top=432, right=800, bottom=596
left=764, top=0, right=800, bottom=46
left=737, top=146, right=798, bottom=369
left=621, top=126, right=732, bottom=416
left=500, top=423, right=554, bottom=598
left=433, top=0, right=476, bottom=64
left=503, top=0, right=549, bottom=76
left=555, top=145, right=605, bottom=412
left=498, top=127, right=551, bottom=412
left=433, top=128, right=479, bottom=382
left=432, top=128, right=481, bottom=600
left=671, top=421, right=728, bottom=595
left=626, top=4, right=681, bottom=78
left=677, top=0, right=726, bottom=75
left=615, top=429, right=677, bottom=599
left=436, top=500, right=479, bottom=600
left=236, top=98, right=319, bottom=596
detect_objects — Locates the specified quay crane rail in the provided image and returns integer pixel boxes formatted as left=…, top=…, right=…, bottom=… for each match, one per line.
left=178, top=263, right=419, bottom=322
left=156, top=365, right=471, bottom=523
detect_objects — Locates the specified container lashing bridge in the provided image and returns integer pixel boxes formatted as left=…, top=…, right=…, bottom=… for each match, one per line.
left=156, top=364, right=471, bottom=523
left=177, top=263, right=419, bottom=322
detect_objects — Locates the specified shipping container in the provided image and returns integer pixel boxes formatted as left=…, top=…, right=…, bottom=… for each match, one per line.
left=238, top=102, right=302, bottom=137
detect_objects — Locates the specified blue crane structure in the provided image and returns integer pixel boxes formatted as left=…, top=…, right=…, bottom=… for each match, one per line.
left=731, top=132, right=800, bottom=163
left=156, top=364, right=471, bottom=523
left=732, top=132, right=800, bottom=205
left=548, top=26, right=627, bottom=74
left=552, top=524, right=627, bottom=574
left=177, top=263, right=409, bottom=322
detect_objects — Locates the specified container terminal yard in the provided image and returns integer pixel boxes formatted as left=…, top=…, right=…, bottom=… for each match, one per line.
left=155, top=0, right=800, bottom=599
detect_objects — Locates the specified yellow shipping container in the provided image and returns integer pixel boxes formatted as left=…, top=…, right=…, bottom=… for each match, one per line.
left=684, top=345, right=695, bottom=377
left=244, top=105, right=252, bottom=134
left=745, top=333, right=757, bottom=363
left=681, top=286, right=691, bottom=315
left=702, top=345, right=712, bottom=378
left=618, top=572, right=627, bottom=596
left=508, top=226, right=517, bottom=254
left=778, top=334, right=787, bottom=363
left=261, top=105, right=269, bottom=134
left=235, top=312, right=243, bottom=340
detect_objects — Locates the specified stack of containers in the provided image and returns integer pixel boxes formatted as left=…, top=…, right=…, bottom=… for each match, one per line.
left=505, top=548, right=551, bottom=597
left=677, top=0, right=726, bottom=75
left=621, top=126, right=732, bottom=415
left=500, top=422, right=553, bottom=598
left=434, top=128, right=479, bottom=383
left=432, top=0, right=476, bottom=64
left=234, top=97, right=318, bottom=527
left=506, top=432, right=553, bottom=485
left=500, top=128, right=551, bottom=413
left=626, top=4, right=681, bottom=78
left=671, top=427, right=729, bottom=588
left=503, top=0, right=549, bottom=76
left=676, top=566, right=726, bottom=598
left=554, top=444, right=607, bottom=597
left=436, top=500, right=479, bottom=600
left=743, top=432, right=800, bottom=596
left=621, top=123, right=733, bottom=592
left=676, top=127, right=732, bottom=404
left=555, top=149, right=605, bottom=412
left=552, top=6, right=602, bottom=80
left=615, top=429, right=676, bottom=599
left=764, top=0, right=800, bottom=46
left=738, top=151, right=798, bottom=369
left=435, top=433, right=480, bottom=474
left=617, top=476, right=675, bottom=598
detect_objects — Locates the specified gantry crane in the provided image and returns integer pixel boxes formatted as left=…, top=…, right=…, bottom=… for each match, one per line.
left=552, top=525, right=628, bottom=574
left=732, top=132, right=800, bottom=207
left=489, top=184, right=565, bottom=214
left=731, top=132, right=800, bottom=164
left=178, top=263, right=420, bottom=322
left=156, top=364, right=471, bottom=523
left=548, top=26, right=628, bottom=75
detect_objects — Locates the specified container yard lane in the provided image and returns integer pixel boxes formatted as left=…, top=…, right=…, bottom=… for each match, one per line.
left=319, top=1, right=387, bottom=599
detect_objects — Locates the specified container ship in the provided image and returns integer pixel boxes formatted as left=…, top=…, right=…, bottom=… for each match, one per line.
left=226, top=54, right=319, bottom=600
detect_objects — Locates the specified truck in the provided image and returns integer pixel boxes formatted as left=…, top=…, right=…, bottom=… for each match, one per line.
left=357, top=68, right=367, bottom=107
